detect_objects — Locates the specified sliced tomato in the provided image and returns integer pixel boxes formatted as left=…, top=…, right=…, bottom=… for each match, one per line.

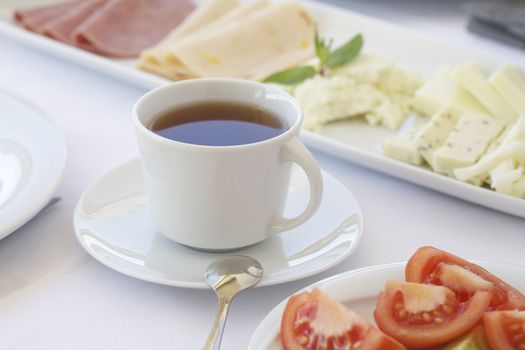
left=405, top=246, right=525, bottom=311
left=483, top=310, right=525, bottom=350
left=280, top=288, right=406, bottom=350
left=374, top=280, right=492, bottom=348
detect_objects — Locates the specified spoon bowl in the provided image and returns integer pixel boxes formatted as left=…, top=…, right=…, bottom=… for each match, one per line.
left=203, top=255, right=263, bottom=350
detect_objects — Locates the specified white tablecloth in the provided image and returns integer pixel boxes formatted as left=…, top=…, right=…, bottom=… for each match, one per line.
left=1, top=0, right=524, bottom=349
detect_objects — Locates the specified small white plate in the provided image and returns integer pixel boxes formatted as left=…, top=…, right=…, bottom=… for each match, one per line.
left=0, top=89, right=67, bottom=239
left=73, top=159, right=363, bottom=288
left=249, top=261, right=525, bottom=350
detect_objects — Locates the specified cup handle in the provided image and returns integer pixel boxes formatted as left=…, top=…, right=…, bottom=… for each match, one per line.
left=269, top=137, right=323, bottom=234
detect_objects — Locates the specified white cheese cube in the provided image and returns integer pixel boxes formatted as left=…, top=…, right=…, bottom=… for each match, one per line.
left=490, top=159, right=522, bottom=195
left=383, top=130, right=423, bottom=165
left=489, top=65, right=525, bottom=114
left=453, top=63, right=516, bottom=124
left=433, top=112, right=504, bottom=176
left=412, top=66, right=487, bottom=117
left=414, top=107, right=462, bottom=168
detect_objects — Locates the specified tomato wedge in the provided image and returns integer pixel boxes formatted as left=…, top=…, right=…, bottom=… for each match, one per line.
left=374, top=280, right=492, bottom=348
left=483, top=310, right=525, bottom=350
left=405, top=246, right=525, bottom=311
left=280, top=288, right=406, bottom=350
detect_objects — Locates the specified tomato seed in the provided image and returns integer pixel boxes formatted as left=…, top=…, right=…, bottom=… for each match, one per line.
left=434, top=317, right=444, bottom=323
left=298, top=335, right=308, bottom=345
left=442, top=304, right=454, bottom=314
left=398, top=310, right=407, bottom=319
left=422, top=312, right=431, bottom=322
left=394, top=303, right=403, bottom=311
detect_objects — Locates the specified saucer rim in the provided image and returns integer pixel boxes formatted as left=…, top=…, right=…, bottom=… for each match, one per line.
left=0, top=88, right=67, bottom=239
left=73, top=158, right=364, bottom=289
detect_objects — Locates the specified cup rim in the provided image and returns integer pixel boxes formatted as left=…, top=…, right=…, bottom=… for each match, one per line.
left=132, top=78, right=303, bottom=150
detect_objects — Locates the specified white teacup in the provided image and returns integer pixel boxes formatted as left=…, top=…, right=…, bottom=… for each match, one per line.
left=133, top=78, right=323, bottom=250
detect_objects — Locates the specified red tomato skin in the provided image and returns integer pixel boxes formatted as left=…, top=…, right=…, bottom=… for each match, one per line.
left=405, top=246, right=525, bottom=311
left=361, top=328, right=406, bottom=350
left=280, top=289, right=407, bottom=350
left=374, top=286, right=493, bottom=348
left=483, top=311, right=524, bottom=350
left=281, top=291, right=311, bottom=350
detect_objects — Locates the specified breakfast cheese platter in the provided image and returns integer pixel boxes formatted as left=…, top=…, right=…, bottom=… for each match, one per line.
left=1, top=0, right=525, bottom=218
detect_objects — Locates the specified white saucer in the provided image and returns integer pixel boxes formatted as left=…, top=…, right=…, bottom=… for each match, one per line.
left=73, top=159, right=363, bottom=288
left=0, top=89, right=67, bottom=239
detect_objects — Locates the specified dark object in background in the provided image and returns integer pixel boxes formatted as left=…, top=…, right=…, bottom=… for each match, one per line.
left=464, top=0, right=525, bottom=50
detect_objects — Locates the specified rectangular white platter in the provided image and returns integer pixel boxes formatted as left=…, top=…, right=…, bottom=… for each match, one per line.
left=2, top=0, right=524, bottom=218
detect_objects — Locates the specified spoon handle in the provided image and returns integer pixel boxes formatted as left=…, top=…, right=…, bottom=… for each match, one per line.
left=203, top=296, right=231, bottom=350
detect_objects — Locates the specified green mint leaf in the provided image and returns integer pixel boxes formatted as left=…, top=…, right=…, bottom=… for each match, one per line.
left=326, top=33, right=363, bottom=68
left=315, top=31, right=330, bottom=66
left=263, top=66, right=316, bottom=85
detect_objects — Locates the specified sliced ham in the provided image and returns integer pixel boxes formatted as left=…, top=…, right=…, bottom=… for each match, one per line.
left=42, top=0, right=106, bottom=43
left=14, top=1, right=81, bottom=33
left=72, top=0, right=195, bottom=58
left=139, top=0, right=239, bottom=67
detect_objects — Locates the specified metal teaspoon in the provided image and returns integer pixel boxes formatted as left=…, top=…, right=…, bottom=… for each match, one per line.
left=203, top=255, right=263, bottom=350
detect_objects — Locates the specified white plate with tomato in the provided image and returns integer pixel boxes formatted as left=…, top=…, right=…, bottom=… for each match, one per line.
left=249, top=247, right=525, bottom=350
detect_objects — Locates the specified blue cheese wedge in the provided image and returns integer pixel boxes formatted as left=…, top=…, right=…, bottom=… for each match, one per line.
left=489, top=65, right=525, bottom=114
left=453, top=63, right=516, bottom=124
left=383, top=129, right=423, bottom=165
left=414, top=107, right=462, bottom=168
left=411, top=66, right=487, bottom=117
left=432, top=112, right=504, bottom=176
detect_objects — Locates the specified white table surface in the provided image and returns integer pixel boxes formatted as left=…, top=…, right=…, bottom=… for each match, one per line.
left=1, top=0, right=524, bottom=349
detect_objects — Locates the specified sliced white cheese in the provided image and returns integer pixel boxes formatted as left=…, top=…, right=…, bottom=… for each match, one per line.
left=414, top=107, right=462, bottom=168
left=411, top=65, right=488, bottom=117
left=453, top=63, right=516, bottom=124
left=432, top=112, right=504, bottom=176
left=490, top=159, right=523, bottom=195
left=454, top=115, right=525, bottom=181
left=484, top=124, right=512, bottom=156
left=511, top=176, right=525, bottom=198
left=499, top=113, right=525, bottom=147
left=454, top=141, right=525, bottom=181
left=383, top=129, right=423, bottom=165
left=489, top=65, right=525, bottom=114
